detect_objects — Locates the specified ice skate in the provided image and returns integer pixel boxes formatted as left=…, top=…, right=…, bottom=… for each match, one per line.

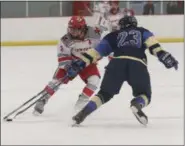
left=74, top=94, right=89, bottom=112
left=33, top=95, right=50, bottom=115
left=130, top=99, right=148, bottom=126
left=72, top=108, right=88, bottom=126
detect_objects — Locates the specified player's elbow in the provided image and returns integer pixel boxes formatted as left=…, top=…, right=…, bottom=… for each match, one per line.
left=148, top=43, right=163, bottom=56
left=81, top=49, right=101, bottom=65
left=145, top=36, right=164, bottom=56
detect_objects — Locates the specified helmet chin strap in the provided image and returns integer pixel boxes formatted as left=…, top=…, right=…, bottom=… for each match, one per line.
left=68, top=25, right=88, bottom=40
left=77, top=27, right=88, bottom=40
left=78, top=32, right=86, bottom=40
left=69, top=31, right=86, bottom=40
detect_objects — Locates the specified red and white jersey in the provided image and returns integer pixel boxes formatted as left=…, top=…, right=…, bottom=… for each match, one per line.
left=94, top=2, right=135, bottom=59
left=105, top=9, right=125, bottom=32
left=57, top=26, right=101, bottom=69
left=94, top=2, right=125, bottom=32
left=94, top=3, right=124, bottom=59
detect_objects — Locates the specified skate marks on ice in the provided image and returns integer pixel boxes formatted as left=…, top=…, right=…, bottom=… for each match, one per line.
left=1, top=44, right=183, bottom=145
left=1, top=115, right=183, bottom=145
left=1, top=111, right=182, bottom=126
left=1, top=95, right=183, bottom=145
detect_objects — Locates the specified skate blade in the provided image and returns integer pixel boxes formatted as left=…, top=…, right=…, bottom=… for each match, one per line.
left=71, top=120, right=81, bottom=127
left=32, top=110, right=42, bottom=116
left=130, top=106, right=148, bottom=126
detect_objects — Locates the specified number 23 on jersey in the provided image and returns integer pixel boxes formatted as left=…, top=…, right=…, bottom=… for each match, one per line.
left=117, top=30, right=142, bottom=48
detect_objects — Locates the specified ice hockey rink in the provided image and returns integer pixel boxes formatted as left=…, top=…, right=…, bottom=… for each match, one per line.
left=1, top=43, right=184, bottom=145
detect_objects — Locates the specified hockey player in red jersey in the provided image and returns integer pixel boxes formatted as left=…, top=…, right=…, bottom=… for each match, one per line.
left=95, top=1, right=134, bottom=32
left=33, top=16, right=102, bottom=115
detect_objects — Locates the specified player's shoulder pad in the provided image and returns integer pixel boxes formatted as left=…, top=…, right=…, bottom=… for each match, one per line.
left=60, top=34, right=72, bottom=46
left=138, top=27, right=153, bottom=34
left=136, top=26, right=146, bottom=31
left=138, top=27, right=155, bottom=42
left=100, top=31, right=116, bottom=46
left=104, top=30, right=117, bottom=39
left=87, top=26, right=102, bottom=39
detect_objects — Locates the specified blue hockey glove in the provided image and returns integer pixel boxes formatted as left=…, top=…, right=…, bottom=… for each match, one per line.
left=158, top=51, right=178, bottom=70
left=65, top=60, right=86, bottom=79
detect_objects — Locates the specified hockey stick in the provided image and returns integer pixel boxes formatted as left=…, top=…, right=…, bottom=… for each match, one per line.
left=3, top=90, right=45, bottom=120
left=12, top=80, right=64, bottom=119
left=3, top=75, right=68, bottom=121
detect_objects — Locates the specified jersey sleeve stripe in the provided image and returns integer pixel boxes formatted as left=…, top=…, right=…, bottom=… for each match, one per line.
left=145, top=36, right=159, bottom=47
left=148, top=43, right=162, bottom=55
left=58, top=56, right=73, bottom=63
left=58, top=53, right=70, bottom=57
left=59, top=60, right=71, bottom=67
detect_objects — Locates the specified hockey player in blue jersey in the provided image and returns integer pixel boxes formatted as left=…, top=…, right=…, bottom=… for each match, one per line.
left=67, top=15, right=178, bottom=126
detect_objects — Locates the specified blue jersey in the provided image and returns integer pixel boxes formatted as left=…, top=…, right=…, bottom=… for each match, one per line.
left=95, top=27, right=162, bottom=65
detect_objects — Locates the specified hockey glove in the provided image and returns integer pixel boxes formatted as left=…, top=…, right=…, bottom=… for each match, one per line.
left=158, top=51, right=178, bottom=70
left=65, top=60, right=86, bottom=79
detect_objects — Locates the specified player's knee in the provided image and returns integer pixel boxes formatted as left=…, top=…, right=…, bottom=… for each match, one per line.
left=96, top=90, right=114, bottom=104
left=46, top=79, right=60, bottom=94
left=53, top=68, right=69, bottom=84
left=82, top=75, right=100, bottom=97
left=87, top=75, right=100, bottom=87
left=48, top=79, right=59, bottom=88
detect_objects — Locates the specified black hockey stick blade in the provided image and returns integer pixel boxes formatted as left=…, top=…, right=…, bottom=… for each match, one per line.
left=3, top=89, right=45, bottom=120
left=4, top=75, right=69, bottom=120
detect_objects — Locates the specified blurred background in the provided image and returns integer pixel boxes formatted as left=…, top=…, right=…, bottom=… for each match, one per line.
left=1, top=1, right=184, bottom=18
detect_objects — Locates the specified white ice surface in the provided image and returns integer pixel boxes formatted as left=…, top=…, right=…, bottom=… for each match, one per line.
left=1, top=43, right=184, bottom=145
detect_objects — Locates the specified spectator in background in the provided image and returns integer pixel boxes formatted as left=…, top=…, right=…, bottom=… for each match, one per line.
left=166, top=1, right=178, bottom=14
left=177, top=0, right=184, bottom=14
left=73, top=1, right=92, bottom=16
left=143, top=1, right=155, bottom=15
